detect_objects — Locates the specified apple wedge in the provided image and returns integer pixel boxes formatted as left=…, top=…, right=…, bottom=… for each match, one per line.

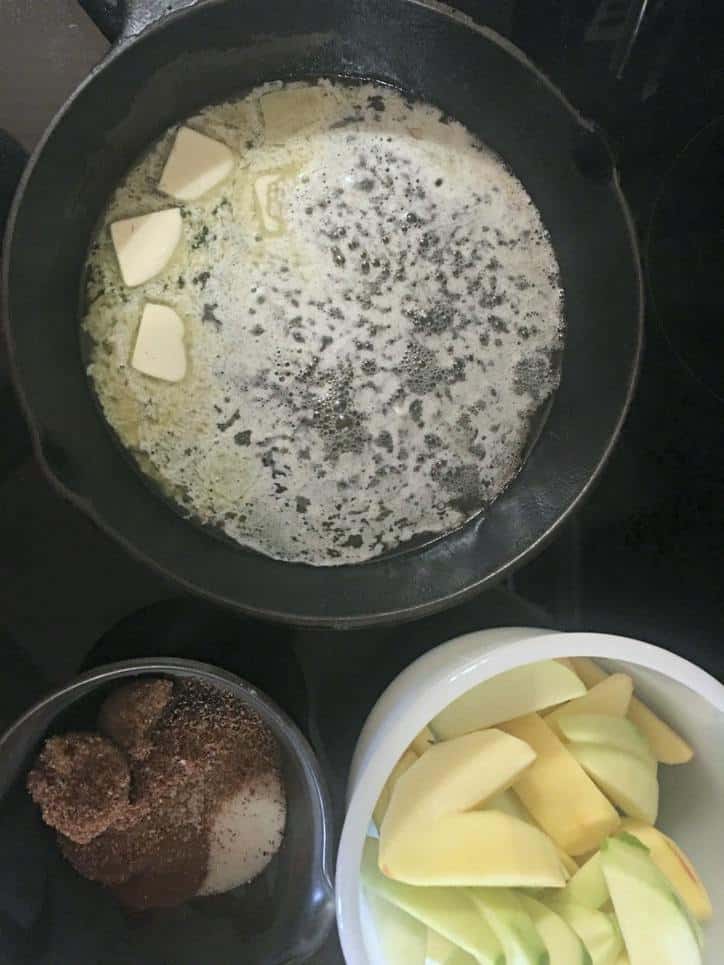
left=561, top=852, right=609, bottom=909
left=426, top=931, right=479, bottom=964
left=361, top=839, right=504, bottom=964
left=546, top=901, right=623, bottom=965
left=379, top=810, right=566, bottom=888
left=373, top=748, right=418, bottom=830
left=557, top=658, right=579, bottom=673
left=568, top=658, right=609, bottom=689
left=569, top=745, right=659, bottom=825
left=480, top=788, right=531, bottom=822
left=380, top=729, right=535, bottom=846
left=556, top=714, right=655, bottom=766
left=519, top=895, right=593, bottom=965
left=568, top=659, right=693, bottom=764
left=619, top=820, right=712, bottom=921
left=627, top=698, right=694, bottom=765
left=545, top=675, right=634, bottom=734
left=446, top=950, right=478, bottom=965
left=367, top=892, right=427, bottom=964
left=468, top=888, right=548, bottom=965
left=410, top=725, right=436, bottom=757
left=500, top=714, right=619, bottom=855
left=431, top=660, right=585, bottom=739
left=600, top=834, right=703, bottom=965
left=426, top=929, right=456, bottom=965
left=481, top=789, right=577, bottom=878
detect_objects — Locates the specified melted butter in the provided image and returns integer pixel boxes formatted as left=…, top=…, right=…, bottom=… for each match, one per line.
left=83, top=80, right=564, bottom=565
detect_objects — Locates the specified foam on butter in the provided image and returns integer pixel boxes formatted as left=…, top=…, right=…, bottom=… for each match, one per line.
left=83, top=81, right=564, bottom=565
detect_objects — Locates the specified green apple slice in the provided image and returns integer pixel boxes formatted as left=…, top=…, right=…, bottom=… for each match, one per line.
left=361, top=839, right=504, bottom=965
left=556, top=715, right=654, bottom=766
left=446, top=950, right=478, bottom=965
left=367, top=892, right=427, bottom=964
left=568, top=659, right=694, bottom=764
left=426, top=928, right=456, bottom=965
left=468, top=888, right=548, bottom=965
left=619, top=820, right=712, bottom=922
left=568, top=744, right=659, bottom=825
left=432, top=660, right=585, bottom=739
left=545, top=675, right=634, bottom=733
left=600, top=834, right=703, bottom=964
left=519, top=896, right=592, bottom=965
left=546, top=901, right=623, bottom=965
left=379, top=810, right=565, bottom=888
left=426, top=927, right=484, bottom=965
left=560, top=852, right=609, bottom=909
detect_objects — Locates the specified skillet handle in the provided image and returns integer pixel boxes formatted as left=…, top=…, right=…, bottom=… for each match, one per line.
left=79, top=0, right=201, bottom=44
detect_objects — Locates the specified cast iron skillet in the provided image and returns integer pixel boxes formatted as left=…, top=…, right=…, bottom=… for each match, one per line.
left=2, top=0, right=643, bottom=627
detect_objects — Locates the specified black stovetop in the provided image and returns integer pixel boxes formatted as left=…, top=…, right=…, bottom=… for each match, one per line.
left=1, top=1, right=723, bottom=962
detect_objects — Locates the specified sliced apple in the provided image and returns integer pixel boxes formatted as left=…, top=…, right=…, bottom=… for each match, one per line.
left=468, top=888, right=548, bottom=965
left=547, top=901, right=623, bottom=965
left=519, top=895, right=592, bottom=965
left=500, top=714, right=619, bottom=855
left=432, top=661, right=585, bottom=739
left=410, top=725, right=436, bottom=757
left=600, top=834, right=703, bottom=964
left=110, top=208, right=182, bottom=287
left=425, top=931, right=480, bottom=965
left=361, top=839, right=504, bottom=964
left=159, top=126, right=234, bottom=201
left=426, top=929, right=456, bottom=965
left=619, top=820, right=712, bottom=921
left=545, top=675, right=634, bottom=734
left=380, top=810, right=566, bottom=888
left=367, top=892, right=427, bottom=964
left=569, top=745, right=659, bottom=825
left=614, top=954, right=630, bottom=965
left=561, top=852, right=609, bottom=909
left=480, top=788, right=531, bottom=822
left=446, top=950, right=478, bottom=965
left=131, top=303, right=186, bottom=382
left=480, top=789, right=576, bottom=878
left=373, top=748, right=418, bottom=830
left=380, top=729, right=536, bottom=849
left=568, top=659, right=693, bottom=765
left=557, top=714, right=654, bottom=765
left=557, top=658, right=579, bottom=674
left=569, top=658, right=609, bottom=689
left=626, top=699, right=693, bottom=765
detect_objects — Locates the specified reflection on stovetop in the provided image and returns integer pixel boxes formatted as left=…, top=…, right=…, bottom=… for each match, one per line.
left=0, top=1, right=723, bottom=961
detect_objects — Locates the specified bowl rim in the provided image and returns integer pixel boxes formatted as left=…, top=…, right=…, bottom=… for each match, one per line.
left=335, top=628, right=724, bottom=965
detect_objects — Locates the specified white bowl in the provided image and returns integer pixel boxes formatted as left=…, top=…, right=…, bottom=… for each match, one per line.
left=336, top=627, right=724, bottom=964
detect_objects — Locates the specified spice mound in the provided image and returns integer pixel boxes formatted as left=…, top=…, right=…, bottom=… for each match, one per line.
left=27, top=678, right=286, bottom=910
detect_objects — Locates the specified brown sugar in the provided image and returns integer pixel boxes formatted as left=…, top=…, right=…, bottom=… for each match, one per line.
left=27, top=733, right=131, bottom=845
left=28, top=678, right=286, bottom=910
left=98, top=677, right=174, bottom=760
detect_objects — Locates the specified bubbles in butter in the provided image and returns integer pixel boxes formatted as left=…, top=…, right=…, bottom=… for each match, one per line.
left=83, top=80, right=565, bottom=565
